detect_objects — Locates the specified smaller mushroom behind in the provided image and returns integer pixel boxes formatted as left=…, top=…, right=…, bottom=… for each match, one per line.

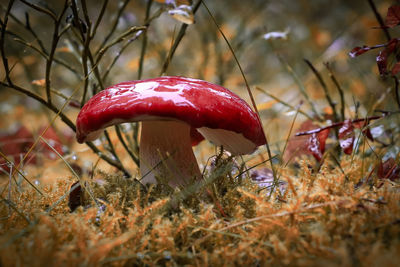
left=76, top=76, right=266, bottom=187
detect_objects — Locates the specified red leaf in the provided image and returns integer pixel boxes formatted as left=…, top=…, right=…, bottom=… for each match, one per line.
left=285, top=120, right=321, bottom=162
left=353, top=119, right=374, bottom=141
left=0, top=125, right=36, bottom=172
left=307, top=129, right=330, bottom=162
left=376, top=39, right=398, bottom=75
left=385, top=5, right=400, bottom=28
left=378, top=158, right=400, bottom=181
left=68, top=181, right=82, bottom=212
left=363, top=128, right=374, bottom=141
left=68, top=100, right=81, bottom=109
left=349, top=46, right=371, bottom=58
left=392, top=61, right=400, bottom=75
left=338, top=119, right=354, bottom=155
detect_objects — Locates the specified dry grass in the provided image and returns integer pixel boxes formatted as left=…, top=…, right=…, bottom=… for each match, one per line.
left=1, top=154, right=399, bottom=266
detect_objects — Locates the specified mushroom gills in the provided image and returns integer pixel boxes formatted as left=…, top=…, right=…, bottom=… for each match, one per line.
left=197, top=127, right=258, bottom=155
left=140, top=120, right=201, bottom=187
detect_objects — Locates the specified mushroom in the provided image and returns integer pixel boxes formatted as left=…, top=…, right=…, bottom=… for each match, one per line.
left=76, top=76, right=265, bottom=187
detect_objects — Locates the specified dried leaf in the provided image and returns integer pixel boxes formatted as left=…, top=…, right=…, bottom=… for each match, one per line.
left=285, top=120, right=318, bottom=162
left=363, top=128, right=374, bottom=141
left=307, top=129, right=330, bottom=161
left=378, top=158, right=400, bottom=181
left=392, top=61, right=400, bottom=75
left=376, top=39, right=398, bottom=75
left=32, top=79, right=45, bottom=87
left=68, top=181, right=82, bottom=212
left=155, top=0, right=191, bottom=4
left=250, top=168, right=287, bottom=196
left=349, top=46, right=371, bottom=58
left=263, top=28, right=290, bottom=40
left=338, top=119, right=354, bottom=155
left=385, top=5, right=400, bottom=28
left=0, top=125, right=35, bottom=171
left=168, top=5, right=194, bottom=24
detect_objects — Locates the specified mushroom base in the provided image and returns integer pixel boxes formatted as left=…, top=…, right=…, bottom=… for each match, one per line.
left=140, top=120, right=201, bottom=187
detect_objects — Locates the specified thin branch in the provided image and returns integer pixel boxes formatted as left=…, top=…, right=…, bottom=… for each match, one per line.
left=274, top=53, right=323, bottom=121
left=91, top=0, right=109, bottom=39
left=325, top=62, right=345, bottom=121
left=96, top=0, right=130, bottom=55
left=95, top=26, right=147, bottom=65
left=115, top=125, right=140, bottom=167
left=160, top=0, right=202, bottom=75
left=255, top=86, right=313, bottom=120
left=304, top=59, right=338, bottom=121
left=103, top=130, right=123, bottom=166
left=0, top=81, right=127, bottom=174
left=367, top=0, right=391, bottom=42
left=0, top=0, right=15, bottom=85
left=44, top=0, right=69, bottom=104
left=20, top=0, right=57, bottom=21
left=102, top=29, right=145, bottom=82
left=138, top=0, right=153, bottom=79
left=393, top=76, right=400, bottom=110
left=0, top=150, right=44, bottom=196
left=1, top=198, right=31, bottom=224
left=295, top=115, right=383, bottom=136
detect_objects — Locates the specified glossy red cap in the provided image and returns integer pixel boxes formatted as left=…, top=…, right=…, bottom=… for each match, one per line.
left=76, top=76, right=266, bottom=154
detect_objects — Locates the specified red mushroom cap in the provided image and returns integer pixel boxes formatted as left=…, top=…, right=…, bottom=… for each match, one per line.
left=76, top=76, right=265, bottom=154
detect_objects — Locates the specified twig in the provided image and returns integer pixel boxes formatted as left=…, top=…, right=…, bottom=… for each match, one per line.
left=0, top=81, right=127, bottom=174
left=95, top=26, right=147, bottom=65
left=295, top=115, right=383, bottom=136
left=393, top=76, right=400, bottom=110
left=160, top=0, right=202, bottom=75
left=91, top=0, right=109, bottom=39
left=0, top=0, right=15, bottom=85
left=138, top=0, right=153, bottom=79
left=367, top=0, right=391, bottom=42
left=20, top=0, right=57, bottom=21
left=325, top=62, right=345, bottom=121
left=103, top=130, right=123, bottom=167
left=255, top=86, right=313, bottom=120
left=1, top=198, right=31, bottom=224
left=96, top=0, right=130, bottom=55
left=102, top=30, right=145, bottom=82
left=202, top=0, right=278, bottom=190
left=304, top=59, right=338, bottom=122
left=0, top=150, right=44, bottom=196
left=45, top=0, right=69, bottom=104
left=115, top=125, right=140, bottom=167
left=273, top=53, right=323, bottom=121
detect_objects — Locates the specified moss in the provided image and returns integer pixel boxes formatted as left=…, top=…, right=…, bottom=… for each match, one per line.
left=1, top=156, right=400, bottom=266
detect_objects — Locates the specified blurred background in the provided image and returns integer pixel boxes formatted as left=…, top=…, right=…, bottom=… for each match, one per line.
left=0, top=0, right=397, bottom=181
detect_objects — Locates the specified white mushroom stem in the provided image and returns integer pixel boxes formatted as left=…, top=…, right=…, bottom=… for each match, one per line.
left=139, top=120, right=201, bottom=187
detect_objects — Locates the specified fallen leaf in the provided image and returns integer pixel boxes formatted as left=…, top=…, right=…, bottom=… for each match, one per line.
left=376, top=38, right=398, bottom=75
left=0, top=125, right=35, bottom=172
left=385, top=5, right=400, bottom=28
left=338, top=119, right=355, bottom=155
left=68, top=181, right=82, bottom=212
left=263, top=28, right=290, bottom=40
left=349, top=46, right=371, bottom=58
left=168, top=5, right=194, bottom=24
left=378, top=158, right=400, bottom=181
left=307, top=129, right=330, bottom=161
left=32, top=79, right=45, bottom=87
